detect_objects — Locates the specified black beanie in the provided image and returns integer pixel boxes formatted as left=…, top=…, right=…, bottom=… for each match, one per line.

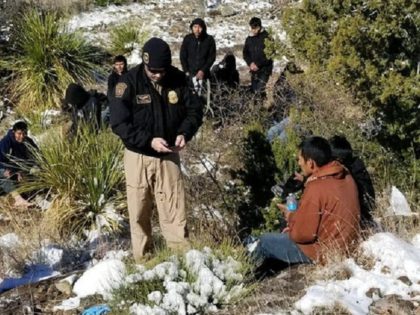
left=64, top=83, right=90, bottom=109
left=142, top=37, right=172, bottom=69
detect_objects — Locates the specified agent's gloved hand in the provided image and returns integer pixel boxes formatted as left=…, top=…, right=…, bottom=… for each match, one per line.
left=81, top=304, right=111, bottom=315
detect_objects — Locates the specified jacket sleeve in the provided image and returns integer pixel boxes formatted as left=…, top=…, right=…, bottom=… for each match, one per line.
left=177, top=86, right=203, bottom=141
left=255, top=33, right=272, bottom=68
left=0, top=137, right=11, bottom=169
left=243, top=37, right=252, bottom=66
left=110, top=79, right=152, bottom=148
left=180, top=36, right=189, bottom=73
left=201, top=36, right=216, bottom=74
left=288, top=188, right=322, bottom=244
left=107, top=74, right=114, bottom=100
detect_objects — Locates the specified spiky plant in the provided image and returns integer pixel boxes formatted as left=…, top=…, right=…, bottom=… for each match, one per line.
left=18, top=126, right=125, bottom=236
left=1, top=9, right=106, bottom=111
left=109, top=21, right=148, bottom=56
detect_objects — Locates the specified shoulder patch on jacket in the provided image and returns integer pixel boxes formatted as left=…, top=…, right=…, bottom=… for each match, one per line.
left=136, top=94, right=151, bottom=104
left=115, top=83, right=127, bottom=98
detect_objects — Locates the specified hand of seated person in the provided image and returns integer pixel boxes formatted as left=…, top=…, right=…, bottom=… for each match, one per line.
left=294, top=172, right=304, bottom=182
left=282, top=226, right=290, bottom=233
left=277, top=203, right=292, bottom=222
left=3, top=169, right=11, bottom=178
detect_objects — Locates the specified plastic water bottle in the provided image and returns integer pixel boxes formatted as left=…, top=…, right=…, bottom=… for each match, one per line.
left=286, top=193, right=298, bottom=212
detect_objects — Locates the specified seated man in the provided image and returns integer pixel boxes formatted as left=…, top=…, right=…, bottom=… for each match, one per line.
left=0, top=121, right=38, bottom=207
left=254, top=136, right=360, bottom=269
left=329, top=135, right=376, bottom=228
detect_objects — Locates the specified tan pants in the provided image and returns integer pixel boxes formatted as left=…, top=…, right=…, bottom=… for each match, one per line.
left=124, top=149, right=189, bottom=262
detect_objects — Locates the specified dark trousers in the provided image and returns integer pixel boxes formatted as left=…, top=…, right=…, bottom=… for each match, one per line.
left=251, top=69, right=271, bottom=95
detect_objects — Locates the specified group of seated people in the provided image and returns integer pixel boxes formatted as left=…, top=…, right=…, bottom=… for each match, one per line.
left=253, top=135, right=376, bottom=275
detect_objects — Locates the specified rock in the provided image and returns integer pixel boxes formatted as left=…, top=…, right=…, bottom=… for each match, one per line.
left=55, top=274, right=78, bottom=296
left=220, top=5, right=238, bottom=17
left=397, top=276, right=412, bottom=286
left=369, top=294, right=416, bottom=315
left=365, top=287, right=381, bottom=298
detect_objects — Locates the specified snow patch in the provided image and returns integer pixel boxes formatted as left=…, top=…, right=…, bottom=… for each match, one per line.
left=0, top=233, right=20, bottom=249
left=295, top=232, right=420, bottom=314
left=73, top=259, right=126, bottom=299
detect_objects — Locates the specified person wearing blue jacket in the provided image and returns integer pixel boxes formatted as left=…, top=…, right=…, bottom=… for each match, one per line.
left=0, top=121, right=38, bottom=207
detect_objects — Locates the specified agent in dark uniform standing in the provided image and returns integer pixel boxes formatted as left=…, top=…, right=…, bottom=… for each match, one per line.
left=243, top=17, right=273, bottom=97
left=110, top=38, right=203, bottom=263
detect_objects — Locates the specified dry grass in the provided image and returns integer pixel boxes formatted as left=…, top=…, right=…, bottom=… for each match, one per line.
left=0, top=197, right=61, bottom=277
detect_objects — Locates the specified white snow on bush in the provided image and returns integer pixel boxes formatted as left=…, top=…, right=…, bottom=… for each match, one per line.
left=295, top=232, right=420, bottom=314
left=125, top=248, right=244, bottom=315
left=34, top=245, right=64, bottom=269
left=0, top=233, right=20, bottom=249
left=73, top=259, right=126, bottom=299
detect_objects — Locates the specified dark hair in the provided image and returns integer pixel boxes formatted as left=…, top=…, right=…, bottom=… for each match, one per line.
left=249, top=17, right=262, bottom=28
left=113, top=55, right=127, bottom=65
left=298, top=136, right=332, bottom=167
left=12, top=121, right=28, bottom=132
left=329, top=135, right=353, bottom=164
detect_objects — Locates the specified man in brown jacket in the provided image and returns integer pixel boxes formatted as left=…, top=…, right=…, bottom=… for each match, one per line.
left=254, top=136, right=360, bottom=267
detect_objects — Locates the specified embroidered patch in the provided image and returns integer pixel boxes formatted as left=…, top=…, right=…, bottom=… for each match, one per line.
left=136, top=94, right=151, bottom=104
left=115, top=82, right=127, bottom=98
left=168, top=90, right=178, bottom=104
left=143, top=52, right=149, bottom=64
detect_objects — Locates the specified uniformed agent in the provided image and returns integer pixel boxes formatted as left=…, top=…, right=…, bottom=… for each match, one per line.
left=110, top=37, right=203, bottom=263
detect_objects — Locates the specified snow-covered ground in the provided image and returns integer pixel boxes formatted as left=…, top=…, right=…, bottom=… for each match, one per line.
left=3, top=231, right=418, bottom=314
left=294, top=233, right=420, bottom=315
left=67, top=0, right=284, bottom=71
left=54, top=247, right=245, bottom=314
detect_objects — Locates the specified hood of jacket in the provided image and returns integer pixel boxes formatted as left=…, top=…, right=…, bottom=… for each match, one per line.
left=190, top=18, right=207, bottom=38
left=306, top=160, right=347, bottom=184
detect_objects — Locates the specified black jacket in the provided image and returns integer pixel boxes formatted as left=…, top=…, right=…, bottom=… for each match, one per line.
left=347, top=157, right=376, bottom=223
left=211, top=54, right=240, bottom=88
left=107, top=70, right=128, bottom=101
left=0, top=129, right=38, bottom=172
left=69, top=92, right=103, bottom=138
left=243, top=29, right=273, bottom=73
left=110, top=64, right=203, bottom=157
left=107, top=72, right=122, bottom=100
left=180, top=22, right=216, bottom=79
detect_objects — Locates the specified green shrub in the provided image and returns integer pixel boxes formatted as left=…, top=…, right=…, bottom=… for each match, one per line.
left=0, top=9, right=105, bottom=111
left=280, top=0, right=419, bottom=152
left=109, top=22, right=148, bottom=56
left=19, top=126, right=125, bottom=236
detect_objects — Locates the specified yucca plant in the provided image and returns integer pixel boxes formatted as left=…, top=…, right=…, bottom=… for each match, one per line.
left=109, top=21, right=148, bottom=56
left=0, top=9, right=106, bottom=111
left=18, top=126, right=125, bottom=236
